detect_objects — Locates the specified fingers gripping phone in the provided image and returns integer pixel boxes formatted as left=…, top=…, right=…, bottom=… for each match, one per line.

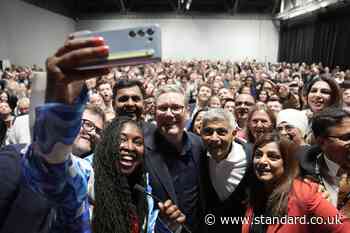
left=76, top=25, right=162, bottom=70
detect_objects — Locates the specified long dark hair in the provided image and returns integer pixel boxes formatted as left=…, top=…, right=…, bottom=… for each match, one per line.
left=303, top=74, right=341, bottom=111
left=248, top=132, right=299, bottom=217
left=92, top=116, right=147, bottom=233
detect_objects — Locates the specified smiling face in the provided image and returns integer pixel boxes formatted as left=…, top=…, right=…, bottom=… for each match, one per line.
left=201, top=119, right=235, bottom=161
left=307, top=81, right=331, bottom=113
left=234, top=94, right=255, bottom=121
left=193, top=111, right=205, bottom=135
left=254, top=142, right=284, bottom=186
left=248, top=110, right=273, bottom=142
left=117, top=122, right=144, bottom=176
left=155, top=92, right=186, bottom=143
left=73, top=109, right=104, bottom=157
left=115, top=86, right=144, bottom=120
left=197, top=86, right=212, bottom=103
left=97, top=83, right=113, bottom=103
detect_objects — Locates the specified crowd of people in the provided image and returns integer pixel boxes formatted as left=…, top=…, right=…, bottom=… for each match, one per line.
left=1, top=35, right=350, bottom=233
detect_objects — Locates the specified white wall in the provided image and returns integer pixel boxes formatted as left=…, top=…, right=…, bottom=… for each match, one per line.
left=0, top=0, right=75, bottom=67
left=77, top=16, right=279, bottom=62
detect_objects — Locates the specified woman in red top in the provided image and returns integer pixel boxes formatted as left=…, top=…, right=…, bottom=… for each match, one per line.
left=242, top=133, right=350, bottom=233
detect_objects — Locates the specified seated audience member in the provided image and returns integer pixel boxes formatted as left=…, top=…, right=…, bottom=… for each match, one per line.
left=243, top=133, right=350, bottom=233
left=208, top=95, right=221, bottom=108
left=276, top=108, right=309, bottom=146
left=199, top=108, right=252, bottom=232
left=299, top=107, right=350, bottom=215
left=246, top=105, right=276, bottom=144
left=92, top=116, right=186, bottom=233
left=234, top=94, right=256, bottom=139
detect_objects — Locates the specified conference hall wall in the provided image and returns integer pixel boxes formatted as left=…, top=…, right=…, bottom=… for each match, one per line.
left=77, top=16, right=279, bottom=63
left=0, top=0, right=75, bottom=67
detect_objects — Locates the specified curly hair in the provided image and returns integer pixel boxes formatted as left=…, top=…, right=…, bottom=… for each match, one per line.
left=92, top=116, right=147, bottom=233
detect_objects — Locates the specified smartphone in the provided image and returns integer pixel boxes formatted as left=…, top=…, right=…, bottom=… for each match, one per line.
left=75, top=25, right=162, bottom=70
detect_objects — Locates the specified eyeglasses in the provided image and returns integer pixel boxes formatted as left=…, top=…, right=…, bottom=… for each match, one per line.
left=201, top=127, right=229, bottom=136
left=82, top=119, right=103, bottom=136
left=157, top=105, right=184, bottom=114
left=327, top=133, right=350, bottom=143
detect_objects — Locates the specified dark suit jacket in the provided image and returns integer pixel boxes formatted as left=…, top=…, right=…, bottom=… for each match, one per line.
left=144, top=127, right=206, bottom=233
left=199, top=140, right=253, bottom=233
left=0, top=144, right=53, bottom=233
left=297, top=145, right=322, bottom=181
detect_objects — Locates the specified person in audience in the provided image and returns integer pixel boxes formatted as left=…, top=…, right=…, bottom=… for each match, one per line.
left=189, top=83, right=212, bottom=117
left=303, top=74, right=341, bottom=117
left=144, top=84, right=206, bottom=233
left=302, top=75, right=341, bottom=143
left=246, top=105, right=276, bottom=144
left=266, top=98, right=283, bottom=116
left=257, top=90, right=269, bottom=103
left=218, top=87, right=234, bottom=103
left=234, top=94, right=256, bottom=139
left=88, top=92, right=106, bottom=110
left=188, top=107, right=208, bottom=135
left=276, top=108, right=309, bottom=146
left=341, top=84, right=350, bottom=112
left=298, top=107, right=350, bottom=215
left=223, top=98, right=235, bottom=116
left=243, top=132, right=350, bottom=233
left=199, top=108, right=252, bottom=232
left=96, top=79, right=114, bottom=111
left=16, top=97, right=30, bottom=115
left=208, top=95, right=221, bottom=108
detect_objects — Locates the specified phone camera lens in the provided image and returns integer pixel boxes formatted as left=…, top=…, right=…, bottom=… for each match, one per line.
left=148, top=37, right=153, bottom=42
left=137, top=30, right=145, bottom=37
left=146, top=28, right=154, bottom=35
left=129, top=31, right=136, bottom=38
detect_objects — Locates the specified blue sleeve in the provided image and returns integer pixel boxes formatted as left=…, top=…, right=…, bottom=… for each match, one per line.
left=21, top=87, right=92, bottom=233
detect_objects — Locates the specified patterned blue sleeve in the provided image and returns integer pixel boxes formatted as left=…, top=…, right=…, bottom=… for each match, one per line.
left=21, top=86, right=92, bottom=233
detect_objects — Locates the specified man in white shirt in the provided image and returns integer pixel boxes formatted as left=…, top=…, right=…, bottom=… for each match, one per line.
left=299, top=107, right=350, bottom=211
left=199, top=108, right=252, bottom=232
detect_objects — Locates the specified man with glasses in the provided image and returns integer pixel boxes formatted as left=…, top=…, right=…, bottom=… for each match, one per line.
left=234, top=94, right=255, bottom=139
left=72, top=104, right=105, bottom=163
left=199, top=108, right=252, bottom=232
left=299, top=107, right=350, bottom=211
left=144, top=84, right=205, bottom=233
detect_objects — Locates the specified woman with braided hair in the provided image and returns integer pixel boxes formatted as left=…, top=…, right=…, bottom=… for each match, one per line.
left=92, top=116, right=186, bottom=233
